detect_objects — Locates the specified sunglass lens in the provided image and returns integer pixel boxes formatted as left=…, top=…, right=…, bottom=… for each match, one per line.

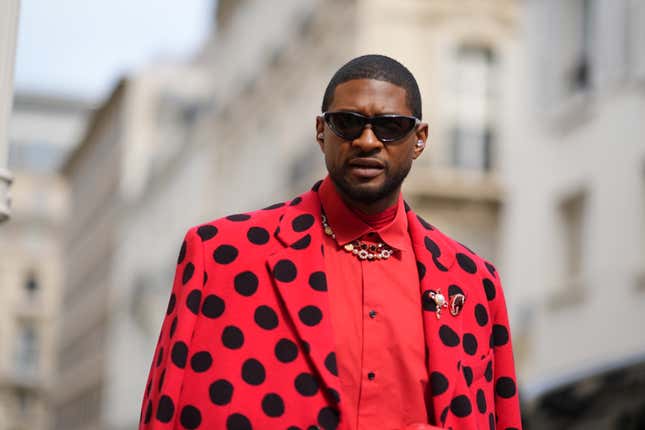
left=372, top=116, right=416, bottom=141
left=327, top=112, right=365, bottom=140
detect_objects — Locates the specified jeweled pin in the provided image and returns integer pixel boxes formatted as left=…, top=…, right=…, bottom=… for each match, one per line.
left=429, top=289, right=448, bottom=319
left=449, top=293, right=466, bottom=316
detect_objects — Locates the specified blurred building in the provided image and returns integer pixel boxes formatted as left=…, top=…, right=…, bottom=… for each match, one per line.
left=0, top=92, right=92, bottom=430
left=504, top=0, right=645, bottom=426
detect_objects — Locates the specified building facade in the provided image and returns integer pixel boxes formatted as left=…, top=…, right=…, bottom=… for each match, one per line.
left=0, top=92, right=92, bottom=430
left=504, top=0, right=645, bottom=425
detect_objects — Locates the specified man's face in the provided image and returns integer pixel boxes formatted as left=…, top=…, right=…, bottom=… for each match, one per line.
left=316, top=79, right=427, bottom=206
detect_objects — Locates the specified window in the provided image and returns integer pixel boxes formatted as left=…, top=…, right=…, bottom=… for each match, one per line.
left=14, top=324, right=39, bottom=376
left=561, top=0, right=594, bottom=95
left=450, top=44, right=497, bottom=171
left=559, top=193, right=586, bottom=279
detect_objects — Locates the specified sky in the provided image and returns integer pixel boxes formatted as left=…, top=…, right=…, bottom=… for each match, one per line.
left=14, top=0, right=214, bottom=102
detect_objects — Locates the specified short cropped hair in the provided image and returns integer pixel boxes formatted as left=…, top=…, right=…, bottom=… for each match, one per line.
left=321, top=54, right=422, bottom=119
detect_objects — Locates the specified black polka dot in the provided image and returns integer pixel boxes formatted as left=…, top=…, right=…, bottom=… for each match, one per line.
left=448, top=284, right=464, bottom=296
left=417, top=215, right=434, bottom=230
left=247, top=226, right=270, bottom=245
left=424, top=236, right=441, bottom=256
left=450, top=395, right=472, bottom=417
left=169, top=316, right=178, bottom=338
left=242, top=358, right=265, bottom=385
left=156, top=348, right=164, bottom=367
left=262, top=393, right=285, bottom=417
left=290, top=196, right=303, bottom=205
left=489, top=413, right=495, bottom=430
left=485, top=360, right=493, bottom=382
left=171, top=341, right=188, bottom=368
left=475, top=304, right=489, bottom=326
left=295, top=372, right=319, bottom=396
left=186, top=289, right=202, bottom=315
left=202, top=294, right=225, bottom=318
left=213, top=245, right=238, bottom=264
left=326, top=387, right=340, bottom=404
left=203, top=271, right=208, bottom=285
left=209, top=379, right=234, bottom=406
left=177, top=240, right=187, bottom=264
left=324, top=352, right=338, bottom=376
left=146, top=378, right=153, bottom=396
left=492, top=324, right=509, bottom=347
left=456, top=253, right=477, bottom=274
left=180, top=405, right=202, bottom=429
left=298, top=305, right=322, bottom=326
left=485, top=262, right=497, bottom=277
left=463, top=333, right=478, bottom=356
left=222, top=326, right=244, bottom=349
left=158, top=369, right=166, bottom=391
left=495, top=377, right=517, bottom=398
left=440, top=406, right=449, bottom=424
left=463, top=366, right=474, bottom=386
left=156, top=395, right=175, bottom=423
left=255, top=305, right=279, bottom=330
left=430, top=371, right=449, bottom=396
left=234, top=271, right=259, bottom=296
left=317, top=407, right=339, bottom=430
left=190, top=351, right=212, bottom=373
left=477, top=389, right=487, bottom=413
left=292, top=214, right=315, bottom=232
left=273, top=259, right=297, bottom=282
left=417, top=261, right=426, bottom=280
left=483, top=278, right=496, bottom=300
left=226, top=413, right=252, bottom=430
left=197, top=225, right=218, bottom=241
left=263, top=202, right=285, bottom=210
left=439, top=325, right=460, bottom=347
left=291, top=234, right=311, bottom=249
left=308, top=271, right=327, bottom=291
left=183, top=262, right=195, bottom=284
left=166, top=294, right=176, bottom=315
left=227, top=214, right=251, bottom=222
left=144, top=400, right=152, bottom=423
left=275, top=338, right=298, bottom=363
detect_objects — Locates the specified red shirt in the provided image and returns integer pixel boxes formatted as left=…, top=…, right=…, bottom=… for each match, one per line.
left=319, top=176, right=429, bottom=430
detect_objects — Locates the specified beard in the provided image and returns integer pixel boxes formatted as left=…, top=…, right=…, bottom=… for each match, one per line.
left=327, top=158, right=412, bottom=204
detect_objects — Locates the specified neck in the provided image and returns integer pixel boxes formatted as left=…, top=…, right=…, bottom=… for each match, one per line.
left=334, top=185, right=401, bottom=215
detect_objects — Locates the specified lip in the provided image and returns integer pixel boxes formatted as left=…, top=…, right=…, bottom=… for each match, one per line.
left=348, top=158, right=385, bottom=169
left=347, top=158, right=385, bottom=179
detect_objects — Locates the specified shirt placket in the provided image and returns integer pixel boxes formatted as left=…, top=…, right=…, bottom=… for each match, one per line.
left=356, top=234, right=382, bottom=429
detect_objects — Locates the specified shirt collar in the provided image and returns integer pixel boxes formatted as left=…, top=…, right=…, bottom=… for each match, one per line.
left=318, top=176, right=409, bottom=251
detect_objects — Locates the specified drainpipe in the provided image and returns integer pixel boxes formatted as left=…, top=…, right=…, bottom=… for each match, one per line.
left=0, top=0, right=19, bottom=223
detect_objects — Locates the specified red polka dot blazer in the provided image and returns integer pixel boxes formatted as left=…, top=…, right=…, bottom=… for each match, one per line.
left=139, top=181, right=522, bottom=430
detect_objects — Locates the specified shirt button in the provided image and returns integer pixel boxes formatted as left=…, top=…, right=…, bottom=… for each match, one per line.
left=369, top=310, right=377, bottom=319
left=367, top=371, right=375, bottom=380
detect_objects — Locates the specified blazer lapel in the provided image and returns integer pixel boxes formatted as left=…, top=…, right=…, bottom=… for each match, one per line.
left=407, top=207, right=465, bottom=425
left=267, top=189, right=342, bottom=403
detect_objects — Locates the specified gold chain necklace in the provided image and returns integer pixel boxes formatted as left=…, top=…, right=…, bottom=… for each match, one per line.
left=321, top=213, right=393, bottom=261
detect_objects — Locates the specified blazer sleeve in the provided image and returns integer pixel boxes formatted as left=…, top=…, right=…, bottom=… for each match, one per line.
left=489, top=267, right=523, bottom=429
left=139, top=227, right=205, bottom=429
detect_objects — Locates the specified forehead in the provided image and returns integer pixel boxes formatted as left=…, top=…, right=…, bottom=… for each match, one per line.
left=329, top=79, right=411, bottom=116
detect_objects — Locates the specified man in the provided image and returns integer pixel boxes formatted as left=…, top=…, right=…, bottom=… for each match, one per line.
left=139, top=55, right=522, bottom=430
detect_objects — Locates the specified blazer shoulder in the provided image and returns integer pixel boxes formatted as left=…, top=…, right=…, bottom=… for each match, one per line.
left=414, top=212, right=499, bottom=280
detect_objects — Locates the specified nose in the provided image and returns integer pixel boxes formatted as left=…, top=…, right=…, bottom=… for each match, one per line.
left=352, top=125, right=383, bottom=152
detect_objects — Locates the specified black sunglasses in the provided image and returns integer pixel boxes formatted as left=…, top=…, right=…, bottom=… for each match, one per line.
left=323, top=111, right=420, bottom=143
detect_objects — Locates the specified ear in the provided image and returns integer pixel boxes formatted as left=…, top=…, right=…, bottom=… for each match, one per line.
left=412, top=122, right=429, bottom=160
left=315, top=116, right=325, bottom=152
